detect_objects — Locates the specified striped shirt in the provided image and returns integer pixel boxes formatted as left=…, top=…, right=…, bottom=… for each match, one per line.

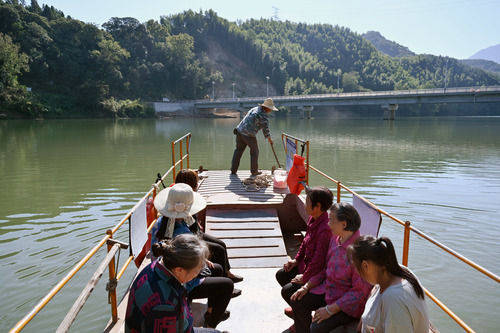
left=236, top=106, right=271, bottom=138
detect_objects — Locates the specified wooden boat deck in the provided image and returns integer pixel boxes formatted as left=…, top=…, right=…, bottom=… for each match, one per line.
left=199, top=170, right=289, bottom=269
left=197, top=170, right=286, bottom=207
left=206, top=208, right=288, bottom=268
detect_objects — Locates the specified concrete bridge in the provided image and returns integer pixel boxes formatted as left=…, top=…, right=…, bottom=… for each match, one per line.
left=153, top=86, right=500, bottom=120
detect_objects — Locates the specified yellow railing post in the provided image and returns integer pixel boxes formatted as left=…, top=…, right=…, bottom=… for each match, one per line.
left=403, top=221, right=411, bottom=266
left=337, top=182, right=341, bottom=203
left=306, top=141, right=310, bottom=185
left=186, top=136, right=190, bottom=169
left=105, top=229, right=118, bottom=323
left=282, top=133, right=286, bottom=154
left=171, top=141, right=176, bottom=183
left=180, top=140, right=183, bottom=170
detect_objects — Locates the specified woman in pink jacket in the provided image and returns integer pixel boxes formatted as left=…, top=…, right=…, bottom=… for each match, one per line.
left=276, top=187, right=333, bottom=318
left=286, top=202, right=372, bottom=333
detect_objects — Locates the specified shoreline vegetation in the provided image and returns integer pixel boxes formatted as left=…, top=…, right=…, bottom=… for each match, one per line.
left=0, top=1, right=499, bottom=119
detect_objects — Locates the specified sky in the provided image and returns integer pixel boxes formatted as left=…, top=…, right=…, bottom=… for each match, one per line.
left=40, top=0, right=500, bottom=59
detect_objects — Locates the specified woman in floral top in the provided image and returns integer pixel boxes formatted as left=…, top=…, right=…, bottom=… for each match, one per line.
left=125, top=234, right=219, bottom=333
left=287, top=202, right=372, bottom=333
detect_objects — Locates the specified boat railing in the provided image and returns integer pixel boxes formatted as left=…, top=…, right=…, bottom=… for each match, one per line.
left=9, top=133, right=192, bottom=333
left=308, top=164, right=500, bottom=333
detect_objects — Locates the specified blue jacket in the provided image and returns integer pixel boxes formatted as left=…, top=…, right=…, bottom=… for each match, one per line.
left=236, top=106, right=271, bottom=138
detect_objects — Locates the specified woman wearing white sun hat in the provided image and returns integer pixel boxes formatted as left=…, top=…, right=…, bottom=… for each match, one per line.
left=151, top=183, right=235, bottom=329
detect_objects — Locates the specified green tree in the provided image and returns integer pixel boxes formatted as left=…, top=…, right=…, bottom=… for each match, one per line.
left=0, top=32, right=28, bottom=101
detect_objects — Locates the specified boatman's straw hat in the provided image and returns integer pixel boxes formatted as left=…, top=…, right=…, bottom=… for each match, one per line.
left=260, top=98, right=279, bottom=111
left=154, top=183, right=207, bottom=220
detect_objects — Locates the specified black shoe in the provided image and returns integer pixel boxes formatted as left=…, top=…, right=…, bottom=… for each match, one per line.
left=251, top=171, right=262, bottom=176
left=204, top=310, right=230, bottom=327
left=231, top=288, right=242, bottom=298
left=228, top=273, right=243, bottom=283
left=221, top=310, right=230, bottom=321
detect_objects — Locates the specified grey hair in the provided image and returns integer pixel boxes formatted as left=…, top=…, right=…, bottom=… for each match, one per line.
left=152, top=234, right=209, bottom=270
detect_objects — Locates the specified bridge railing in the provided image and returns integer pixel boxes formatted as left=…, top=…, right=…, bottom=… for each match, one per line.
left=191, top=85, right=500, bottom=104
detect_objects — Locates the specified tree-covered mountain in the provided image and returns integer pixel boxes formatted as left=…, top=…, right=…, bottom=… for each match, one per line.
left=0, top=2, right=498, bottom=118
left=362, top=31, right=415, bottom=58
left=460, top=59, right=500, bottom=74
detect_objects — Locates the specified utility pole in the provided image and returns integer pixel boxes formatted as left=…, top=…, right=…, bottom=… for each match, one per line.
left=232, top=82, right=236, bottom=99
left=337, top=69, right=342, bottom=94
left=212, top=81, right=215, bottom=100
left=444, top=59, right=449, bottom=93
left=266, top=76, right=270, bottom=97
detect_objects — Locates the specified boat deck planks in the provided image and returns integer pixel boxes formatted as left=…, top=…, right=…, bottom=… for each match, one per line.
left=206, top=208, right=287, bottom=269
left=197, top=170, right=286, bottom=206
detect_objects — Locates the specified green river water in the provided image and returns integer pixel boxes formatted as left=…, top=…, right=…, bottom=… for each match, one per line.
left=1, top=115, right=499, bottom=332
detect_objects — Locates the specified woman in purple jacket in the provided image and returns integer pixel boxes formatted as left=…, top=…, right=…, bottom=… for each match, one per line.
left=286, top=202, right=372, bottom=333
left=276, top=187, right=333, bottom=318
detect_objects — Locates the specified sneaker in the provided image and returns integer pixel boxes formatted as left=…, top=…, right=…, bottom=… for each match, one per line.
left=282, top=324, right=296, bottom=333
left=251, top=171, right=262, bottom=176
left=231, top=288, right=242, bottom=298
left=284, top=306, right=294, bottom=319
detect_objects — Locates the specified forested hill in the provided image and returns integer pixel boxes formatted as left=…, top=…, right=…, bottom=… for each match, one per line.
left=1, top=2, right=499, bottom=118
left=362, top=31, right=415, bottom=58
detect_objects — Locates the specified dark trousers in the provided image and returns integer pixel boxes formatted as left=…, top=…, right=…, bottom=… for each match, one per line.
left=309, top=311, right=356, bottom=333
left=231, top=131, right=259, bottom=174
left=189, top=264, right=234, bottom=328
left=276, top=267, right=302, bottom=306
left=202, top=233, right=231, bottom=275
left=290, top=292, right=326, bottom=333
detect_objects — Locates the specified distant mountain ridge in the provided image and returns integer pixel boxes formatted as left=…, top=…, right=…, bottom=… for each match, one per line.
left=1, top=2, right=499, bottom=119
left=362, top=31, right=415, bottom=57
left=469, top=44, right=500, bottom=64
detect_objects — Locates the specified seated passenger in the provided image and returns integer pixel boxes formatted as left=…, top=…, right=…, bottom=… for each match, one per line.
left=152, top=183, right=235, bottom=328
left=276, top=187, right=333, bottom=317
left=348, top=235, right=430, bottom=333
left=125, top=234, right=221, bottom=333
left=287, top=202, right=371, bottom=333
left=174, top=169, right=243, bottom=283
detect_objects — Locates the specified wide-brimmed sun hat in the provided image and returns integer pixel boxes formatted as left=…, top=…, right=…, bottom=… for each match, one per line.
left=154, top=183, right=207, bottom=219
left=260, top=98, right=278, bottom=111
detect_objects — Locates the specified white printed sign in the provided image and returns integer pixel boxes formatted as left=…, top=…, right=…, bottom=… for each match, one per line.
left=130, top=198, right=148, bottom=258
left=286, top=138, right=297, bottom=172
left=353, top=195, right=382, bottom=237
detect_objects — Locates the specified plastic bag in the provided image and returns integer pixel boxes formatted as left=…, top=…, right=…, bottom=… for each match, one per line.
left=287, top=154, right=306, bottom=195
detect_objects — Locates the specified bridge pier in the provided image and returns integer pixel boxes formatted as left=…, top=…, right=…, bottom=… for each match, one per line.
left=299, top=105, right=314, bottom=119
left=382, top=104, right=398, bottom=120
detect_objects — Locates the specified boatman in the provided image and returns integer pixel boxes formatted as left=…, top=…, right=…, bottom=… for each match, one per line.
left=231, top=98, right=278, bottom=176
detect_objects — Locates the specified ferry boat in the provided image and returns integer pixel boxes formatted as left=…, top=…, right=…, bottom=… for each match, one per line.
left=9, top=133, right=499, bottom=333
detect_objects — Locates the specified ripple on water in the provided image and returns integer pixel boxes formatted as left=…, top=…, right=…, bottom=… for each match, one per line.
left=5, top=213, right=48, bottom=219
left=59, top=205, right=85, bottom=209
left=0, top=250, right=22, bottom=260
